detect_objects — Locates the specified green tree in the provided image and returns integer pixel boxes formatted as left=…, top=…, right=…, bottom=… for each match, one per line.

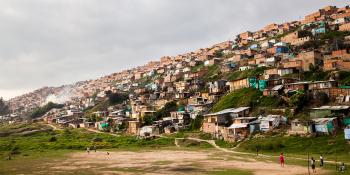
left=29, top=102, right=64, bottom=118
left=105, top=91, right=128, bottom=104
left=289, top=90, right=307, bottom=112
left=143, top=114, right=157, bottom=125
left=153, top=101, right=178, bottom=120
left=189, top=115, right=204, bottom=130
left=0, top=98, right=9, bottom=115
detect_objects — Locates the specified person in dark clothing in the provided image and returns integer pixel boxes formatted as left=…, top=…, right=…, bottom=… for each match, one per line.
left=311, top=157, right=316, bottom=173
left=339, top=163, right=346, bottom=173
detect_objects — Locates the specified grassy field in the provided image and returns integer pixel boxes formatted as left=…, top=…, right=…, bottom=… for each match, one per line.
left=1, top=123, right=350, bottom=174
left=0, top=123, right=175, bottom=154
left=237, top=133, right=350, bottom=162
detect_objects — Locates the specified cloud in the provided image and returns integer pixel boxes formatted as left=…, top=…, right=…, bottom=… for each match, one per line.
left=0, top=0, right=348, bottom=100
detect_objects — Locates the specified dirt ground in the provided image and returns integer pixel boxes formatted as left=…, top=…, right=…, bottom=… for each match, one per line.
left=46, top=150, right=328, bottom=175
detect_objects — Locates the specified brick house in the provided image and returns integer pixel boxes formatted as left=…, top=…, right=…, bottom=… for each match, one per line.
left=296, top=51, right=323, bottom=71
left=339, top=23, right=350, bottom=31
left=281, top=59, right=303, bottom=70
left=324, top=58, right=350, bottom=71
left=226, top=78, right=250, bottom=92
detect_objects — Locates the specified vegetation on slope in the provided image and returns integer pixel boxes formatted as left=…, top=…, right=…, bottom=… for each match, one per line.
left=212, top=88, right=282, bottom=112
left=203, top=65, right=221, bottom=82
left=225, top=67, right=266, bottom=81
left=85, top=91, right=128, bottom=117
left=105, top=90, right=128, bottom=105
left=29, top=102, right=64, bottom=119
left=143, top=101, right=178, bottom=125
left=338, top=71, right=350, bottom=85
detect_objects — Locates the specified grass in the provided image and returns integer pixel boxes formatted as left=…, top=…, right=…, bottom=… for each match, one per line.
left=191, top=64, right=204, bottom=72
left=212, top=88, right=282, bottom=112
left=0, top=150, right=75, bottom=175
left=176, top=139, right=213, bottom=149
left=224, top=67, right=266, bottom=81
left=237, top=133, right=350, bottom=163
left=203, top=64, right=221, bottom=81
left=0, top=124, right=175, bottom=153
left=215, top=139, right=237, bottom=148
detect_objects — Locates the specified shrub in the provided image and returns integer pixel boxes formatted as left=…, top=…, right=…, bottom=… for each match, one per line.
left=49, top=136, right=57, bottom=142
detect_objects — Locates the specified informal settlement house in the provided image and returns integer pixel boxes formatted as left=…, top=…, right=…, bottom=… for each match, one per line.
left=202, top=107, right=250, bottom=140
left=309, top=106, right=350, bottom=135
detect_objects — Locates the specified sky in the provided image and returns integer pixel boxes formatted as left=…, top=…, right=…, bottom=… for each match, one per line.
left=0, top=0, right=349, bottom=100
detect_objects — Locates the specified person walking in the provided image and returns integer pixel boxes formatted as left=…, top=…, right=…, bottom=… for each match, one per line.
left=311, top=157, right=316, bottom=173
left=279, top=152, right=285, bottom=167
left=319, top=155, right=324, bottom=167
left=93, top=145, right=97, bottom=152
left=339, top=162, right=346, bottom=173
left=86, top=147, right=90, bottom=154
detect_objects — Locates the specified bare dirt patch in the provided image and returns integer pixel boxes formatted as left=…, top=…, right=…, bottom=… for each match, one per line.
left=46, top=150, right=328, bottom=175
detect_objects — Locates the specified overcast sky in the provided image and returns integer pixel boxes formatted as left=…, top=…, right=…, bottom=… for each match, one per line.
left=0, top=0, right=349, bottom=100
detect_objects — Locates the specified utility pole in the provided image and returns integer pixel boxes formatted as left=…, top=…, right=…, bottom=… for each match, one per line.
left=308, top=152, right=310, bottom=175
left=335, top=148, right=338, bottom=171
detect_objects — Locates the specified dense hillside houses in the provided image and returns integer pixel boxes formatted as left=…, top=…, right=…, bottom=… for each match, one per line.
left=2, top=5, right=350, bottom=142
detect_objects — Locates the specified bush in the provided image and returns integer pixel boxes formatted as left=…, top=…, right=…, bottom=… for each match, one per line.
left=92, top=137, right=103, bottom=142
left=199, top=133, right=212, bottom=140
left=215, top=139, right=236, bottom=148
left=189, top=115, right=204, bottom=131
left=49, top=136, right=57, bottom=142
left=29, top=102, right=64, bottom=119
left=289, top=90, right=307, bottom=111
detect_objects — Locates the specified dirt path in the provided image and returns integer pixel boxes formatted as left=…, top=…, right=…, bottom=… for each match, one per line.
left=84, top=128, right=119, bottom=136
left=48, top=150, right=327, bottom=175
left=45, top=123, right=61, bottom=130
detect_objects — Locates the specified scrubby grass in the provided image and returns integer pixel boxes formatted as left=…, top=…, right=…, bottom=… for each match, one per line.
left=191, top=64, right=204, bottom=72
left=215, top=139, right=237, bottom=148
left=225, top=67, right=266, bottom=81
left=203, top=64, right=221, bottom=81
left=176, top=139, right=213, bottom=149
left=0, top=127, right=175, bottom=153
left=212, top=88, right=282, bottom=112
left=238, top=133, right=350, bottom=162
left=0, top=150, right=73, bottom=175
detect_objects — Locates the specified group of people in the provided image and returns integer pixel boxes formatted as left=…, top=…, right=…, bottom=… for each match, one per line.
left=279, top=153, right=346, bottom=173
left=310, top=155, right=323, bottom=173
left=86, top=145, right=97, bottom=154
left=86, top=146, right=110, bottom=155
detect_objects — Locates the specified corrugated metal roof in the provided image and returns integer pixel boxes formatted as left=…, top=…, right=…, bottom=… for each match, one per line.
left=204, top=107, right=250, bottom=116
left=228, top=123, right=249, bottom=129
left=312, top=117, right=337, bottom=124
left=272, top=85, right=283, bottom=91
left=311, top=106, right=349, bottom=110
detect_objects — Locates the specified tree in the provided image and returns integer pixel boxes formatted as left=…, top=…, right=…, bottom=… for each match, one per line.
left=289, top=90, right=307, bottom=112
left=143, top=114, right=157, bottom=126
left=29, top=102, right=64, bottom=118
left=153, top=101, right=178, bottom=120
left=189, top=115, right=204, bottom=131
left=105, top=91, right=128, bottom=104
left=0, top=98, right=9, bottom=115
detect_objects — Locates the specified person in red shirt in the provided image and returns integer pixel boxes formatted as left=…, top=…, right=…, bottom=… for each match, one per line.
left=280, top=152, right=285, bottom=167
